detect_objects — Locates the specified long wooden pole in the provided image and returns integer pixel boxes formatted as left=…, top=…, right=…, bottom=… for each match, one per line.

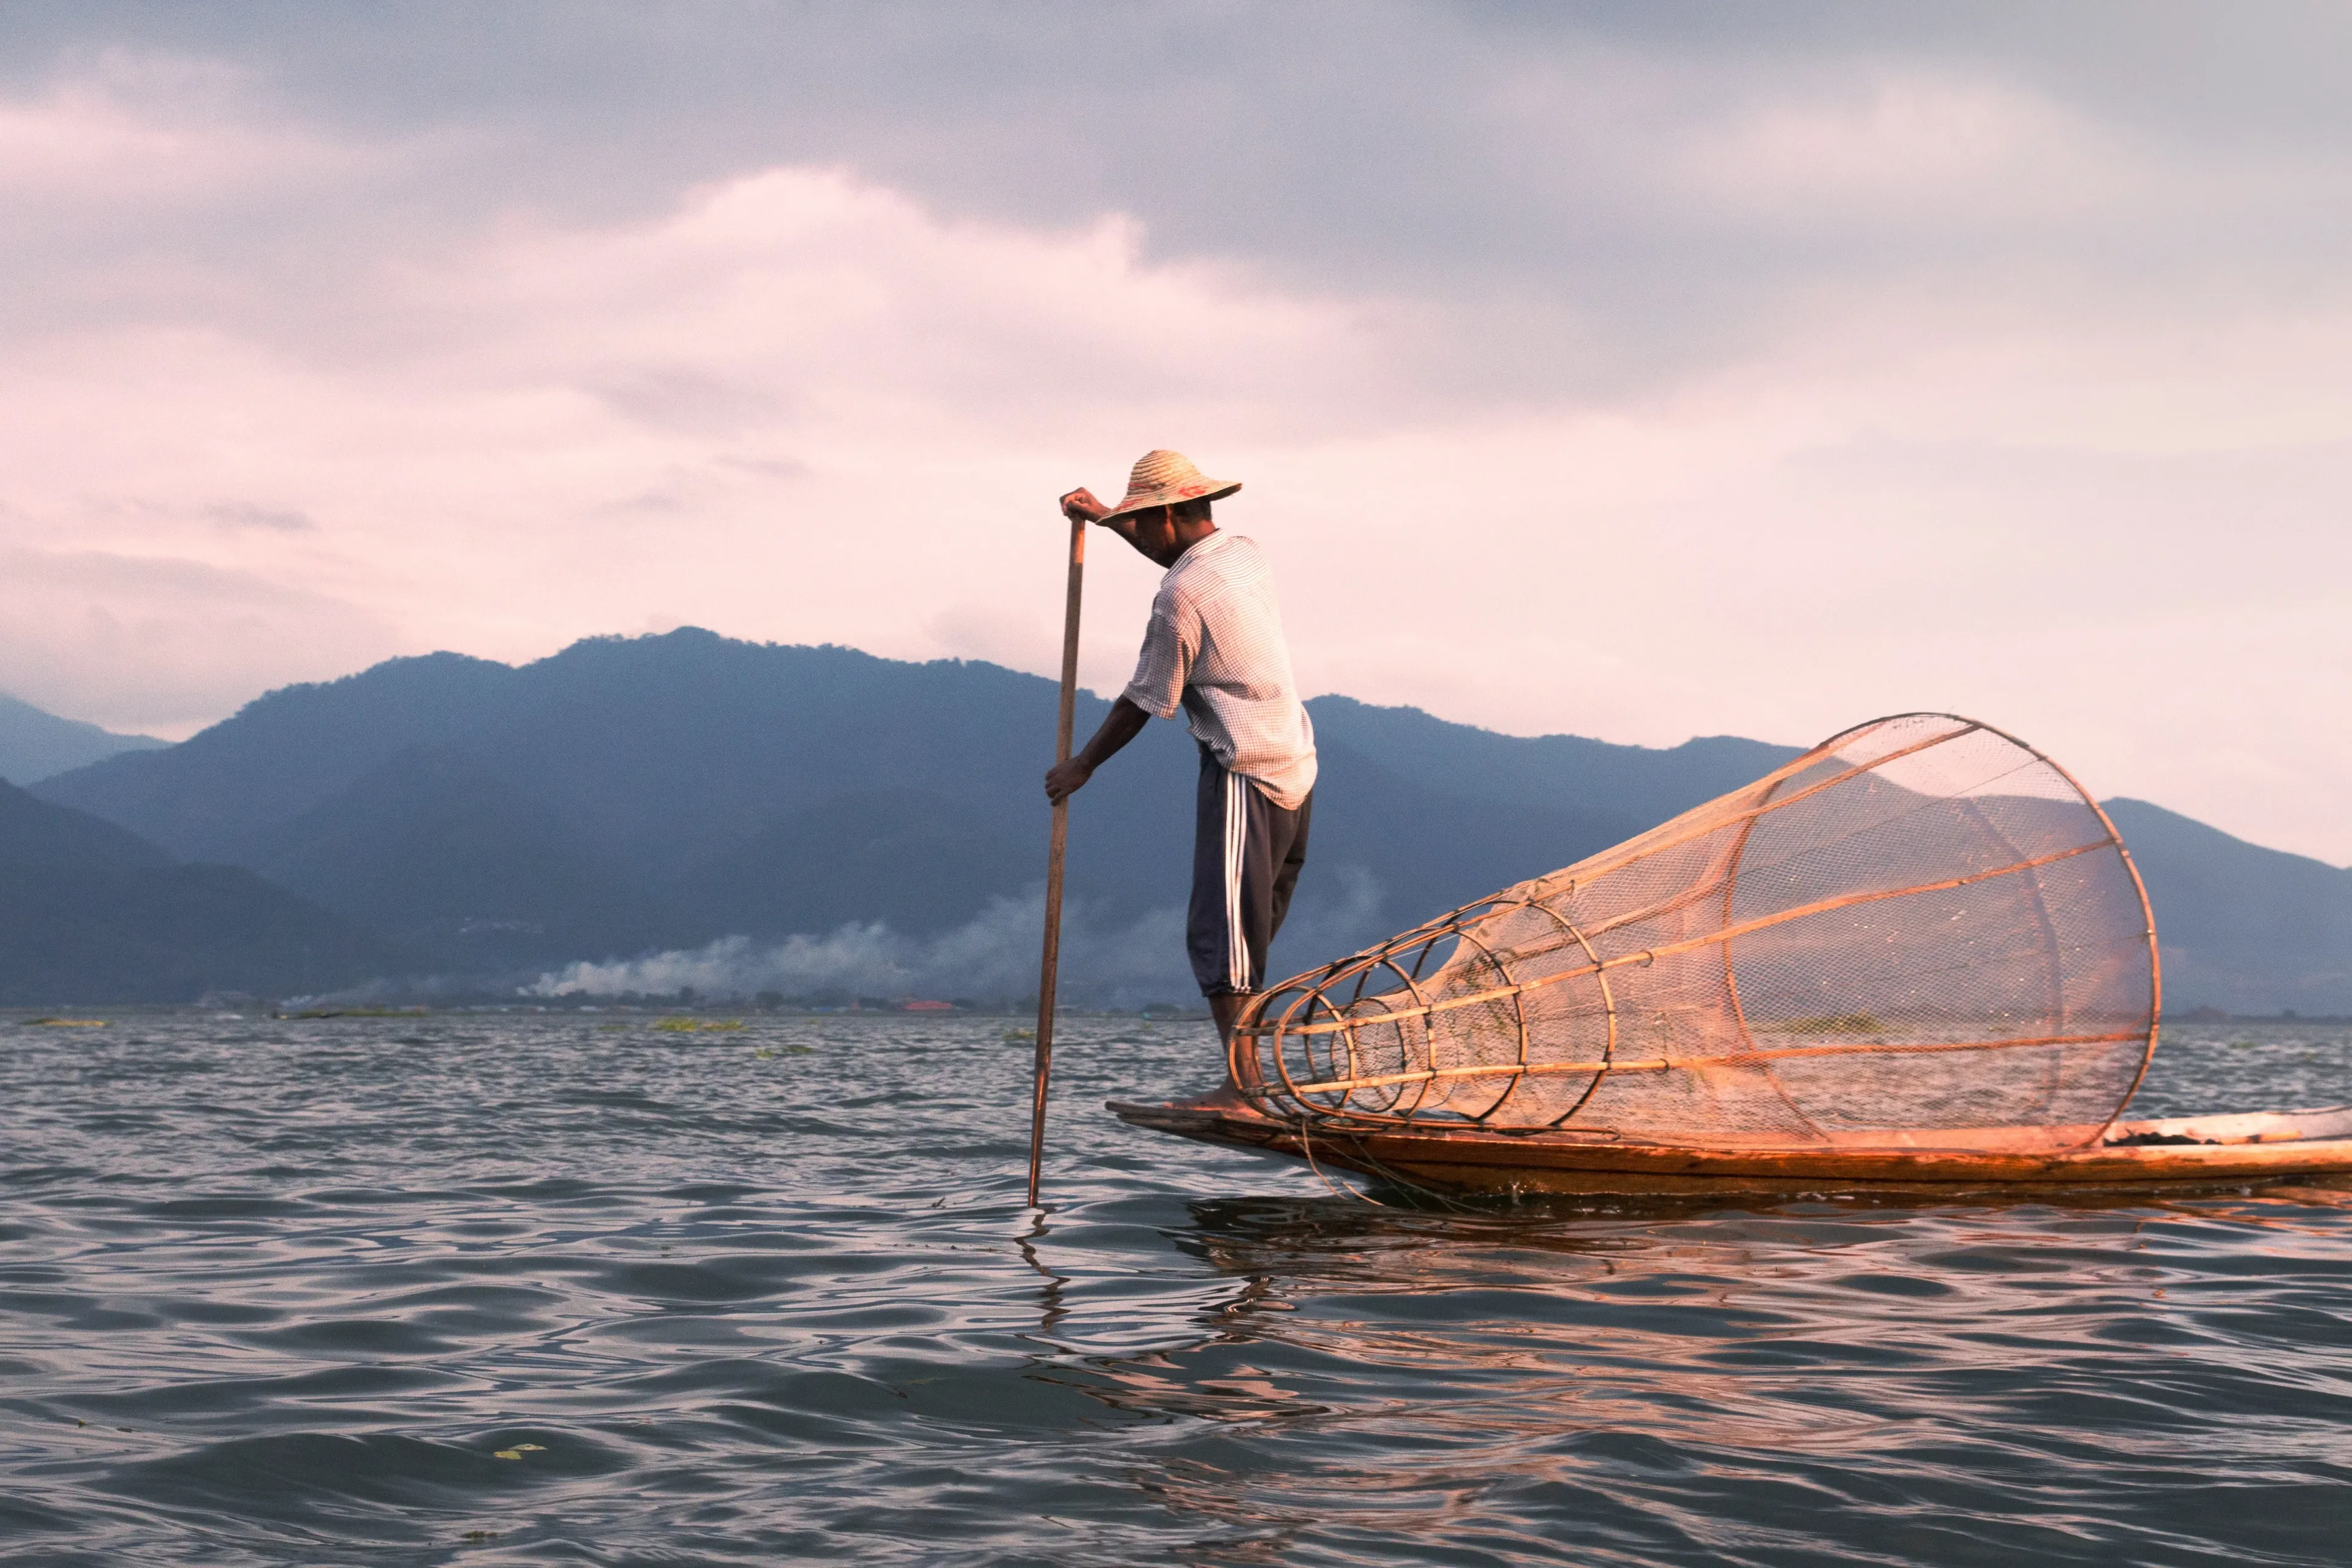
left=1027, top=508, right=1085, bottom=1206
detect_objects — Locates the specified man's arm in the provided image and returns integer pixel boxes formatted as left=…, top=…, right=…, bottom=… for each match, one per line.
left=1045, top=697, right=1149, bottom=802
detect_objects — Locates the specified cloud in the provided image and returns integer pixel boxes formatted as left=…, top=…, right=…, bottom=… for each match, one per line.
left=203, top=501, right=314, bottom=532
left=0, top=547, right=404, bottom=734
left=1668, top=73, right=2127, bottom=227
left=0, top=147, right=1406, bottom=695
left=0, top=53, right=363, bottom=214
left=0, top=12, right=2350, bottom=864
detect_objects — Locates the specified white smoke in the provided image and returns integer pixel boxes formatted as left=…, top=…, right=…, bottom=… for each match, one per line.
left=525, top=893, right=1193, bottom=1007
left=1264, top=862, right=1385, bottom=972
left=526, top=868, right=1392, bottom=1009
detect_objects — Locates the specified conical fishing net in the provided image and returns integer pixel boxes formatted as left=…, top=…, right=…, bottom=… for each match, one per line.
left=1232, top=714, right=2160, bottom=1152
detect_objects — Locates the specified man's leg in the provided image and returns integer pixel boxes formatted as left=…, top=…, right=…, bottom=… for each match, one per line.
left=1185, top=748, right=1267, bottom=1108
left=1185, top=756, right=1316, bottom=1112
left=1185, top=744, right=1233, bottom=1003
left=1267, top=790, right=1311, bottom=941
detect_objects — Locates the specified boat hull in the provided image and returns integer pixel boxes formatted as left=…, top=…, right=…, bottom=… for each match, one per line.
left=1107, top=1101, right=2352, bottom=1197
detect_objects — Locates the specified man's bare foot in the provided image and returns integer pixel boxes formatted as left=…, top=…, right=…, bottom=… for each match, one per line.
left=1170, top=993, right=1260, bottom=1114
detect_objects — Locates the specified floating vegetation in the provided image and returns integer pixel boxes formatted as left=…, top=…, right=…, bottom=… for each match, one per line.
left=752, top=1045, right=815, bottom=1060
left=1001, top=1028, right=1036, bottom=1043
left=24, top=1019, right=107, bottom=1028
left=654, top=1017, right=744, bottom=1033
left=492, top=1443, right=545, bottom=1460
left=1778, top=1013, right=1884, bottom=1036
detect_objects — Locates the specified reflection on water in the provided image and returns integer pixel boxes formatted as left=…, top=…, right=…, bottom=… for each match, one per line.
left=1082, top=1186, right=2352, bottom=1564
left=1, top=1011, right=2346, bottom=1564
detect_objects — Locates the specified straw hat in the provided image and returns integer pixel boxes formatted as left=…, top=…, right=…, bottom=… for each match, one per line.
left=1101, top=450, right=1242, bottom=521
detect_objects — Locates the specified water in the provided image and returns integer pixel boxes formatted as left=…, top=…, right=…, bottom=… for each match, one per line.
left=3, top=1011, right=2349, bottom=1566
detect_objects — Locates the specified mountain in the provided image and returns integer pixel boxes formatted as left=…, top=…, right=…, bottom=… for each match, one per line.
left=0, top=772, right=167, bottom=872
left=33, top=630, right=1820, bottom=984
left=39, top=639, right=1076, bottom=877
left=682, top=787, right=1043, bottom=939
left=2100, top=799, right=2352, bottom=1017
left=29, top=628, right=2348, bottom=1011
left=0, top=779, right=418, bottom=1005
left=26, top=651, right=520, bottom=867
left=1305, top=696, right=1795, bottom=816
left=252, top=746, right=680, bottom=969
left=0, top=692, right=167, bottom=786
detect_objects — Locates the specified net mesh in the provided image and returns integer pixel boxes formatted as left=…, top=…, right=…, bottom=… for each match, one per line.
left=1232, top=714, right=2160, bottom=1152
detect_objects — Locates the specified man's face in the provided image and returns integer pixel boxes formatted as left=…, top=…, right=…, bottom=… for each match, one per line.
left=1124, top=505, right=1183, bottom=566
left=1123, top=503, right=1211, bottom=567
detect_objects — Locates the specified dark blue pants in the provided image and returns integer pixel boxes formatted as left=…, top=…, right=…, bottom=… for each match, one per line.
left=1188, top=744, right=1312, bottom=997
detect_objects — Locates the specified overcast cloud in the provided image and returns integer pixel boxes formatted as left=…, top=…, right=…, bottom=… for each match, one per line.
left=2, top=3, right=2348, bottom=861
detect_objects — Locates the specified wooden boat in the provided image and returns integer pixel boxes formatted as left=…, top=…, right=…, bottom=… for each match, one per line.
left=1111, top=714, right=2352, bottom=1197
left=1109, top=1099, right=2352, bottom=1197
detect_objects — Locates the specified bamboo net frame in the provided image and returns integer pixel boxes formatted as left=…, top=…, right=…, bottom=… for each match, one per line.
left=1229, top=714, right=2162, bottom=1151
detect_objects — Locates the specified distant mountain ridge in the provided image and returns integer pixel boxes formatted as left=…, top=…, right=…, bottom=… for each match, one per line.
left=23, top=627, right=2352, bottom=1011
left=2102, top=799, right=2352, bottom=1016
left=28, top=631, right=1804, bottom=997
left=0, top=778, right=417, bottom=1004
left=0, top=692, right=166, bottom=785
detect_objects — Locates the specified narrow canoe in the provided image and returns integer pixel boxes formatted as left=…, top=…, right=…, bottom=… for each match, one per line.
left=1106, top=1100, right=2352, bottom=1197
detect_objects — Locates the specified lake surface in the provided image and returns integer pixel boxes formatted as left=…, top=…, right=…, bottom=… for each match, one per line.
left=3, top=1010, right=2348, bottom=1566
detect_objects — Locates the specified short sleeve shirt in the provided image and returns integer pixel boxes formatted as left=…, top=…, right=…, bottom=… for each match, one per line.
left=1123, top=532, right=1317, bottom=810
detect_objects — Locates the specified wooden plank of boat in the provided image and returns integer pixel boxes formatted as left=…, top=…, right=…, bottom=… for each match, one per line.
left=1106, top=1099, right=2352, bottom=1197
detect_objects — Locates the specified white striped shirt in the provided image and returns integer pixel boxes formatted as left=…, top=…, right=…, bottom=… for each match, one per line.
left=1123, top=532, right=1317, bottom=810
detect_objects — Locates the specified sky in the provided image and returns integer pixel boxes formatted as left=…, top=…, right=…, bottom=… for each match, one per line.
left=2, top=2, right=2348, bottom=862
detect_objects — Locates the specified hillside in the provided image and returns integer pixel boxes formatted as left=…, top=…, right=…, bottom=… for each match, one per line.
left=0, top=692, right=167, bottom=785
left=2102, top=799, right=2352, bottom=1017
left=37, top=630, right=1799, bottom=986
left=29, top=628, right=2352, bottom=1011
left=0, top=779, right=419, bottom=1005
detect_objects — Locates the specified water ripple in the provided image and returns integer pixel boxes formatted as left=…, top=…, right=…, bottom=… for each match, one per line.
left=1, top=1011, right=2346, bottom=1564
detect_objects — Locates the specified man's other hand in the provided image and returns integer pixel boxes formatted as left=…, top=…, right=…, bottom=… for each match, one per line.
left=1060, top=487, right=1108, bottom=524
left=1046, top=696, right=1147, bottom=804
left=1045, top=757, right=1094, bottom=802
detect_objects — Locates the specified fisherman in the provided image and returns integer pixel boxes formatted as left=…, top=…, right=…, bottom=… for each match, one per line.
left=1045, top=450, right=1317, bottom=1086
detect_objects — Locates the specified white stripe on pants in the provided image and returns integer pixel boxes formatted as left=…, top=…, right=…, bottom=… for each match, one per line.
left=1224, top=770, right=1247, bottom=989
